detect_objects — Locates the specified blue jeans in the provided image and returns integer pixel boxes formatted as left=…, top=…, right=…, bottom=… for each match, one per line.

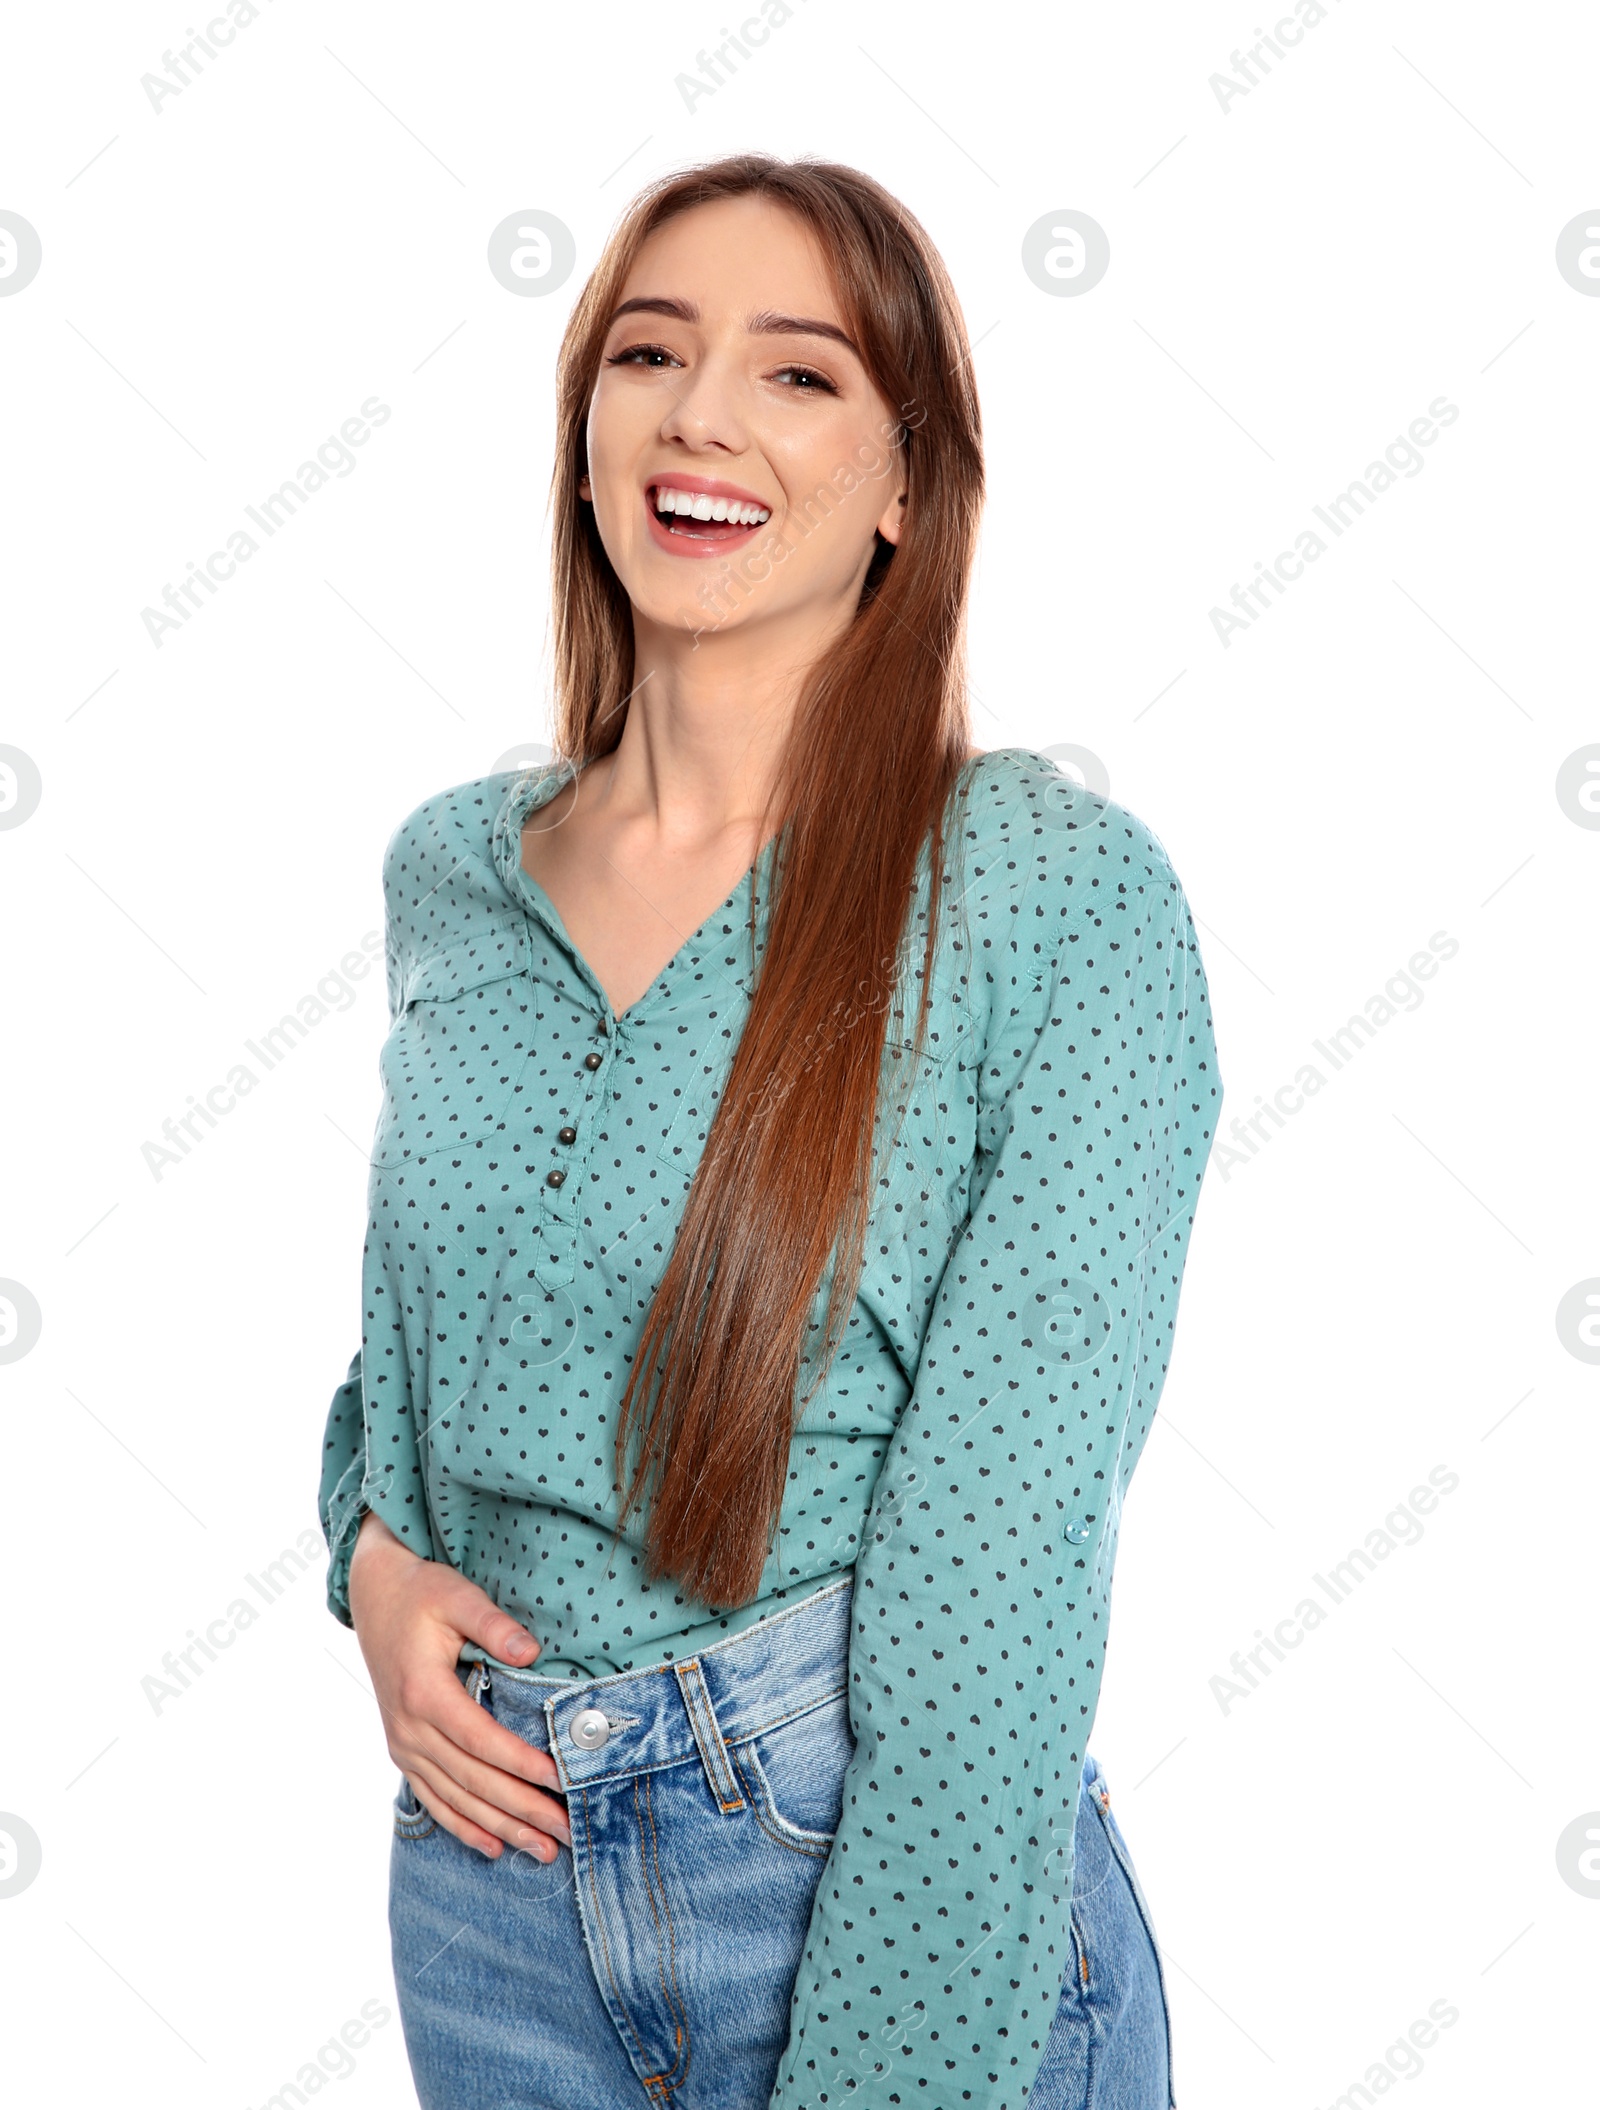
left=390, top=1575, right=1175, bottom=2108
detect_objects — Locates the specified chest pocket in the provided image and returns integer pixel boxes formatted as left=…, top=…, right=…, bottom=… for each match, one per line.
left=371, top=920, right=536, bottom=1167
left=655, top=954, right=978, bottom=1180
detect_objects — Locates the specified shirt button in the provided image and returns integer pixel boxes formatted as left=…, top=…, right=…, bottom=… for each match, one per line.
left=583, top=1052, right=602, bottom=1071
left=569, top=1706, right=611, bottom=1751
left=546, top=1168, right=566, bottom=1189
left=557, top=1125, right=577, bottom=1144
left=1064, top=1517, right=1091, bottom=1544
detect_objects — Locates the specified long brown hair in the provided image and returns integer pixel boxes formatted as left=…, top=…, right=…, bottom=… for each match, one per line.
left=541, top=154, right=985, bottom=1608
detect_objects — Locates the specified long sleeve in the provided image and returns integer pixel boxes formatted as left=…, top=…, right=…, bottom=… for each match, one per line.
left=318, top=1348, right=369, bottom=1629
left=767, top=798, right=1224, bottom=2109
left=315, top=853, right=428, bottom=1629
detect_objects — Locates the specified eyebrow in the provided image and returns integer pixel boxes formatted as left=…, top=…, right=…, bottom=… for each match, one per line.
left=606, top=295, right=861, bottom=359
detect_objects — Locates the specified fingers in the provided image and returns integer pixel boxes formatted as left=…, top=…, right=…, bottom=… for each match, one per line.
left=403, top=1769, right=503, bottom=1857
left=367, top=1546, right=542, bottom=1670
left=478, top=1610, right=543, bottom=1668
left=397, top=1660, right=567, bottom=1799
left=427, top=1566, right=543, bottom=1670
left=406, top=1707, right=574, bottom=1848
left=390, top=1668, right=573, bottom=1859
left=402, top=1748, right=572, bottom=1862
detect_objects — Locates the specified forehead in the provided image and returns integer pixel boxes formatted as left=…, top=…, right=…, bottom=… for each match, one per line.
left=618, top=195, right=844, bottom=322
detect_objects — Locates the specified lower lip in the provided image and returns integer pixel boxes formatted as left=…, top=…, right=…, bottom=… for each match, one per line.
left=643, top=487, right=770, bottom=559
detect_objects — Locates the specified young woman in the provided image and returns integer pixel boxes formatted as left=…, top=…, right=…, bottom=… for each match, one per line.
left=318, top=153, right=1223, bottom=2110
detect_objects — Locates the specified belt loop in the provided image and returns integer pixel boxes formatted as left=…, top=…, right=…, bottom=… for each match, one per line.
left=673, top=1658, right=745, bottom=1814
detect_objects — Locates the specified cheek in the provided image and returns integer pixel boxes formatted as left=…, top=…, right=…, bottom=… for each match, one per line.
left=584, top=378, right=651, bottom=491
left=779, top=446, right=891, bottom=568
left=818, top=439, right=897, bottom=532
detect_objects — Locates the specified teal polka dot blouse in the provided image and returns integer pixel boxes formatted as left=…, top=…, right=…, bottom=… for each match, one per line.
left=317, top=745, right=1224, bottom=2105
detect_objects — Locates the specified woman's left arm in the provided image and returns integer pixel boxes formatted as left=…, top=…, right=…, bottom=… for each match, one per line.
left=768, top=791, right=1225, bottom=2110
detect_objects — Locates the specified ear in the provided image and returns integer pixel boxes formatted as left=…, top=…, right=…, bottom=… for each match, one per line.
left=876, top=485, right=907, bottom=547
left=578, top=472, right=593, bottom=502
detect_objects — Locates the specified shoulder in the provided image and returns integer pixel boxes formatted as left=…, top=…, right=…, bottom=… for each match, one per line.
left=946, top=757, right=1215, bottom=1112
left=962, top=746, right=1183, bottom=904
left=379, top=765, right=550, bottom=968
left=381, top=767, right=532, bottom=877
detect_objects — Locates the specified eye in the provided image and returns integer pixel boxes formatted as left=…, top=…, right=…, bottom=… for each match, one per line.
left=604, top=341, right=683, bottom=369
left=771, top=364, right=839, bottom=395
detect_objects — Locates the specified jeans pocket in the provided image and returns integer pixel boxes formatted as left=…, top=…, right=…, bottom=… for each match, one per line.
left=732, top=1689, right=852, bottom=1855
left=393, top=1772, right=438, bottom=1842
left=1087, top=1770, right=1176, bottom=2106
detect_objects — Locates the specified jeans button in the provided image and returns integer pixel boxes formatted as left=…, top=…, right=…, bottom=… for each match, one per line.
left=569, top=1706, right=611, bottom=1751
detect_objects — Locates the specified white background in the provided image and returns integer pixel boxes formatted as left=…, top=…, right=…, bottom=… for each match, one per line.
left=2, top=2, right=1595, bottom=2103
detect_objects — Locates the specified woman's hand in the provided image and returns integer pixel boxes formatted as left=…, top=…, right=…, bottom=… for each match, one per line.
left=347, top=1509, right=573, bottom=1862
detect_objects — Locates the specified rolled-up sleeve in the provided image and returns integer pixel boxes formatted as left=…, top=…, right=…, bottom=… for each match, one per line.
left=767, top=797, right=1225, bottom=2109
left=315, top=836, right=431, bottom=1628
left=317, top=1348, right=369, bottom=1629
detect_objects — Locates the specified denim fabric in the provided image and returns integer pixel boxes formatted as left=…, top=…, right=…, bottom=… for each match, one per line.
left=390, top=1575, right=1174, bottom=2109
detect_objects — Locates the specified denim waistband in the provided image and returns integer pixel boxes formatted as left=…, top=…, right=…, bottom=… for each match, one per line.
left=460, top=1574, right=854, bottom=1796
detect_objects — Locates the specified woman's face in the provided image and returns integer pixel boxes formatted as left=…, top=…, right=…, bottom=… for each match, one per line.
left=580, top=194, right=908, bottom=647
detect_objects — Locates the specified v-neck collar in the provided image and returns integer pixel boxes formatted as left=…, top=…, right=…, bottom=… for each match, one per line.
left=489, top=748, right=1019, bottom=1028
left=492, top=761, right=775, bottom=1028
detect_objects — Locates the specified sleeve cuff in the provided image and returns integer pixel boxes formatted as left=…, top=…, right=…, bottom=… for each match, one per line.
left=322, top=1459, right=369, bottom=1630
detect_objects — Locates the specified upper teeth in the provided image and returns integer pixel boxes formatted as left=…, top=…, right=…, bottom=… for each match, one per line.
left=654, top=487, right=770, bottom=525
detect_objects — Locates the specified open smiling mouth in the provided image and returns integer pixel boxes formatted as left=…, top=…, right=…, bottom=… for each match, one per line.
left=644, top=482, right=773, bottom=551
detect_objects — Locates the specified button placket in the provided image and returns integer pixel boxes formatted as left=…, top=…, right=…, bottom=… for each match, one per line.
left=534, top=1015, right=612, bottom=1289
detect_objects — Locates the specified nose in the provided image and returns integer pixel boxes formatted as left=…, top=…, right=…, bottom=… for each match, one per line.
left=655, top=350, right=749, bottom=455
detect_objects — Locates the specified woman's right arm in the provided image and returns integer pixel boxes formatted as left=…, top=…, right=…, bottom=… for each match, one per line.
left=315, top=804, right=570, bottom=1864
